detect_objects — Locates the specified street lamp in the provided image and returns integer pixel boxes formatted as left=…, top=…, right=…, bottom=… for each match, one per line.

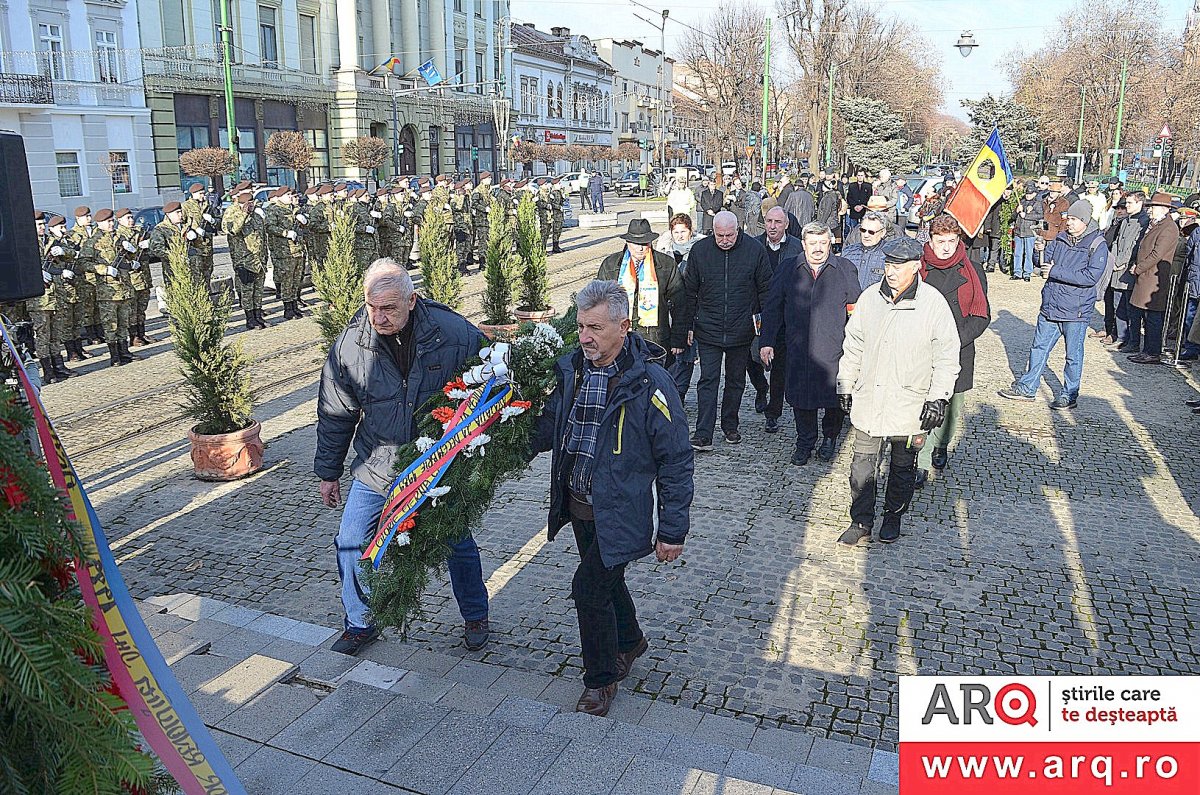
left=955, top=31, right=978, bottom=58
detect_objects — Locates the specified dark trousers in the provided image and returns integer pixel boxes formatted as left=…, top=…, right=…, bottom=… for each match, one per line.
left=746, top=345, right=787, bottom=420
left=1103, top=285, right=1130, bottom=341
left=793, top=406, right=845, bottom=455
left=696, top=342, right=750, bottom=439
left=848, top=429, right=923, bottom=527
left=580, top=190, right=592, bottom=210
left=1127, top=306, right=1164, bottom=355
left=571, top=519, right=643, bottom=689
left=671, top=340, right=698, bottom=398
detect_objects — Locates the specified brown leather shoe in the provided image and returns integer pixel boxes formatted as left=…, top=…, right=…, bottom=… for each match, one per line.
left=575, top=682, right=617, bottom=717
left=616, top=636, right=648, bottom=681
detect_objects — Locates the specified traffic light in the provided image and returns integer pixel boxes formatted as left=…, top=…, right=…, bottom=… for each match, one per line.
left=498, top=75, right=506, bottom=92
left=748, top=134, right=756, bottom=146
left=471, top=146, right=479, bottom=161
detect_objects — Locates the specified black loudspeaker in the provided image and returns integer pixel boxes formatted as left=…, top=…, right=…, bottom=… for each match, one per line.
left=0, top=131, right=43, bottom=303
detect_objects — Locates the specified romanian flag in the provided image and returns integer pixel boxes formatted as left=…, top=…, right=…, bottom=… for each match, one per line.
left=378, top=56, right=402, bottom=74
left=944, top=127, right=1013, bottom=238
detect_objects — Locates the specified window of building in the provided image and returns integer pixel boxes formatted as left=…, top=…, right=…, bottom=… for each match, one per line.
left=107, top=151, right=131, bottom=193
left=162, top=0, right=187, bottom=47
left=95, top=30, right=119, bottom=83
left=306, top=128, right=330, bottom=180
left=475, top=52, right=484, bottom=93
left=621, top=111, right=628, bottom=133
left=258, top=5, right=279, bottom=68
left=299, top=14, right=317, bottom=74
left=429, top=125, right=441, bottom=177
left=454, top=49, right=465, bottom=89
left=475, top=0, right=484, bottom=17
left=454, top=0, right=463, bottom=11
left=546, top=82, right=554, bottom=117
left=219, top=126, right=258, bottom=181
left=38, top=23, right=65, bottom=80
left=555, top=84, right=563, bottom=118
left=56, top=152, right=82, bottom=197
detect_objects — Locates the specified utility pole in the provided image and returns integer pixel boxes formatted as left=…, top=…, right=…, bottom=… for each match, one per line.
left=659, top=9, right=667, bottom=174
left=218, top=0, right=238, bottom=186
left=824, top=63, right=835, bottom=169
left=760, top=17, right=770, bottom=182
left=1111, top=54, right=1128, bottom=177
left=1076, top=83, right=1086, bottom=156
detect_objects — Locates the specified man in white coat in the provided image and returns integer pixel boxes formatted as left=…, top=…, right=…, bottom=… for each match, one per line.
left=836, top=236, right=960, bottom=545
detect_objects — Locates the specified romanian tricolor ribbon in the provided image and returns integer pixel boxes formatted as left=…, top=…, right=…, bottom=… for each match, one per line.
left=0, top=320, right=246, bottom=794
left=362, top=376, right=515, bottom=569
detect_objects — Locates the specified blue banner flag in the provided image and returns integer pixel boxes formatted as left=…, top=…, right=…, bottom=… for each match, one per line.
left=418, top=59, right=443, bottom=87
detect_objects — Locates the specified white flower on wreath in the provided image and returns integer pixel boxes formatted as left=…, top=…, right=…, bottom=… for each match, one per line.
left=427, top=486, right=451, bottom=506
left=415, top=436, right=437, bottom=453
left=463, top=433, right=491, bottom=457
left=396, top=533, right=411, bottom=547
left=446, top=388, right=471, bottom=400
left=500, top=405, right=528, bottom=423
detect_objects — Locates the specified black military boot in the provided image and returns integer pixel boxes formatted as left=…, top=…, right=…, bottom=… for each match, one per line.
left=51, top=354, right=74, bottom=379
left=118, top=341, right=137, bottom=363
left=107, top=342, right=124, bottom=367
left=281, top=301, right=294, bottom=321
left=255, top=309, right=270, bottom=329
left=552, top=243, right=563, bottom=254
left=39, top=358, right=58, bottom=384
left=245, top=310, right=256, bottom=330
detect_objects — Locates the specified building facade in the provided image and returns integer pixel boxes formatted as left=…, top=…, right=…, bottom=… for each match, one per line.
left=594, top=36, right=673, bottom=167
left=509, top=23, right=614, bottom=176
left=0, top=0, right=161, bottom=217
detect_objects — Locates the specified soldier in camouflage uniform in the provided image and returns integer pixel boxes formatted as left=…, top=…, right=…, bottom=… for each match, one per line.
left=68, top=206, right=102, bottom=348
left=82, top=209, right=135, bottom=367
left=181, top=183, right=218, bottom=289
left=471, top=172, right=494, bottom=266
left=450, top=180, right=474, bottom=273
left=548, top=176, right=566, bottom=253
left=377, top=186, right=403, bottom=262
left=396, top=185, right=418, bottom=265
left=305, top=184, right=333, bottom=273
left=148, top=200, right=195, bottom=303
left=535, top=179, right=553, bottom=250
left=265, top=187, right=306, bottom=320
left=348, top=188, right=379, bottom=272
left=115, top=208, right=156, bottom=346
left=225, top=191, right=269, bottom=329
left=44, top=215, right=85, bottom=362
left=27, top=211, right=74, bottom=383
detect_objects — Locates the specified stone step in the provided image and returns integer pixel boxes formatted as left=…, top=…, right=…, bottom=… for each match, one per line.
left=140, top=593, right=899, bottom=795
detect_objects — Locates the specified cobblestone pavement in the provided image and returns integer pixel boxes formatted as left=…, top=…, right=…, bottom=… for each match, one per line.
left=48, top=223, right=1200, bottom=753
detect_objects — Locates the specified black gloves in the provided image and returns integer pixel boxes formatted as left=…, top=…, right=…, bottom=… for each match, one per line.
left=838, top=393, right=853, bottom=414
left=920, top=399, right=949, bottom=431
left=235, top=267, right=254, bottom=285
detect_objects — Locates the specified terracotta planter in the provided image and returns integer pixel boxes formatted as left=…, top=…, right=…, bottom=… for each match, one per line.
left=187, top=419, right=264, bottom=481
left=514, top=307, right=557, bottom=323
left=479, top=322, right=520, bottom=340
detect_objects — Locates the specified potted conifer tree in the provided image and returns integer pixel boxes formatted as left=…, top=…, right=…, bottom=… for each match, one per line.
left=419, top=187, right=462, bottom=309
left=479, top=197, right=520, bottom=339
left=165, top=235, right=263, bottom=480
left=514, top=193, right=554, bottom=322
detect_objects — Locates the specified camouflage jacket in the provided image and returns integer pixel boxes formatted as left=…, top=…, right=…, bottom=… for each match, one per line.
left=264, top=203, right=305, bottom=258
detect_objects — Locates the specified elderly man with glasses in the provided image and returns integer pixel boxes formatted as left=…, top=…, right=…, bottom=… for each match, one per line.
left=842, top=211, right=891, bottom=291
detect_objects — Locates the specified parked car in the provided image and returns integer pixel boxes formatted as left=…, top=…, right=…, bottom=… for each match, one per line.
left=900, top=175, right=948, bottom=224
left=132, top=207, right=164, bottom=231
left=917, top=163, right=954, bottom=177
left=720, top=161, right=738, bottom=177
left=614, top=170, right=646, bottom=196
left=556, top=171, right=603, bottom=194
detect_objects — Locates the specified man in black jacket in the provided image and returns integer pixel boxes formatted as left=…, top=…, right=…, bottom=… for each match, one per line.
left=747, top=206, right=804, bottom=432
left=681, top=211, right=773, bottom=449
left=698, top=178, right=724, bottom=235
left=315, top=259, right=490, bottom=656
left=596, top=219, right=686, bottom=362
left=531, top=280, right=693, bottom=717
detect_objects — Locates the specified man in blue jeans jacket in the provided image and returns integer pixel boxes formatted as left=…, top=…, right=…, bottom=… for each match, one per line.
left=315, top=259, right=490, bottom=655
left=999, top=200, right=1109, bottom=410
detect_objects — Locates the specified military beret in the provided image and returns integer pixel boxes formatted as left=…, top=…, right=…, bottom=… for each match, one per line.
left=48, top=215, right=67, bottom=228
left=33, top=210, right=45, bottom=221
left=163, top=201, right=182, bottom=213
left=74, top=205, right=92, bottom=217
left=882, top=236, right=923, bottom=264
left=94, top=208, right=114, bottom=222
left=316, top=184, right=333, bottom=196
left=237, top=193, right=252, bottom=204
left=479, top=171, right=492, bottom=180
left=333, top=181, right=348, bottom=191
left=305, top=186, right=319, bottom=195
left=270, top=187, right=291, bottom=199
left=188, top=183, right=206, bottom=194
left=114, top=208, right=132, bottom=219
left=513, top=180, right=527, bottom=189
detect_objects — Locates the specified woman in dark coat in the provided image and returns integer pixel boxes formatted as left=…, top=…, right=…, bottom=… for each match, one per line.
left=759, top=222, right=862, bottom=465
left=916, top=214, right=991, bottom=481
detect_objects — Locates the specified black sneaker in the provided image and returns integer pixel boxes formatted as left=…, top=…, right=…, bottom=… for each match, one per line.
left=791, top=448, right=810, bottom=466
left=879, top=515, right=901, bottom=543
left=331, top=626, right=380, bottom=656
left=1050, top=395, right=1077, bottom=410
left=997, top=387, right=1035, bottom=402
left=464, top=619, right=490, bottom=651
left=724, top=430, right=742, bottom=444
left=931, top=446, right=948, bottom=470
left=914, top=469, right=929, bottom=489
left=837, top=523, right=871, bottom=545
left=691, top=436, right=713, bottom=451
left=765, top=417, right=779, bottom=433
left=816, top=436, right=836, bottom=461
left=754, top=391, right=768, bottom=413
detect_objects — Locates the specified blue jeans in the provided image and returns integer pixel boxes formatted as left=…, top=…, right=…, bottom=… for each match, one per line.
left=1181, top=296, right=1200, bottom=358
left=1015, top=316, right=1087, bottom=401
left=591, top=191, right=604, bottom=213
left=1126, top=306, right=1164, bottom=355
left=336, top=479, right=488, bottom=630
left=1013, top=236, right=1035, bottom=278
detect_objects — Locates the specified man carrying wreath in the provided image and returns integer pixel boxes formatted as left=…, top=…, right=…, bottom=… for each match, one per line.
left=531, top=280, right=694, bottom=717
left=315, top=258, right=491, bottom=656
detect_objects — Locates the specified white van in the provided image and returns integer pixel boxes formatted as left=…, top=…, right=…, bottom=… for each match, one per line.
left=720, top=161, right=738, bottom=177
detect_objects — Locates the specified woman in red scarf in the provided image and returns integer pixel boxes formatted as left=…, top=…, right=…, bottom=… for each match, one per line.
left=915, top=214, right=992, bottom=486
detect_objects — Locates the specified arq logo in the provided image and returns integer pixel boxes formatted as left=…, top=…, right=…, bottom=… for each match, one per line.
left=921, top=682, right=1038, bottom=727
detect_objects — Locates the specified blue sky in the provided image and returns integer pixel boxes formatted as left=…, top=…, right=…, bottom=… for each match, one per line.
left=510, top=0, right=1196, bottom=120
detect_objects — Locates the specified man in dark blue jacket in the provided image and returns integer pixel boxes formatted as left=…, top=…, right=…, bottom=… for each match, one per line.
left=532, top=280, right=693, bottom=718
left=747, top=206, right=805, bottom=432
left=316, top=259, right=490, bottom=655
left=1000, top=200, right=1109, bottom=410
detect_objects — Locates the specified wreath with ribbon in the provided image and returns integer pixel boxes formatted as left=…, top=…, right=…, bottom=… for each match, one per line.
left=364, top=311, right=576, bottom=634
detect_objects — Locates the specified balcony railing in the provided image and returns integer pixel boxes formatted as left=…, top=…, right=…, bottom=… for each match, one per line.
left=0, top=73, right=54, bottom=104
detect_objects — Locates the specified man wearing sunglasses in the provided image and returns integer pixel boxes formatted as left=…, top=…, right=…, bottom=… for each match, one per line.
left=842, top=211, right=891, bottom=291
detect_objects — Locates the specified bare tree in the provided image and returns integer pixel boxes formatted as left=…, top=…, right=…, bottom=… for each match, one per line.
left=179, top=147, right=236, bottom=194
left=265, top=131, right=314, bottom=191
left=341, top=136, right=390, bottom=189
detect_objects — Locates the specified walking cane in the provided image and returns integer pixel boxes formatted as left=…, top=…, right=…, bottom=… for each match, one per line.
left=1162, top=266, right=1188, bottom=368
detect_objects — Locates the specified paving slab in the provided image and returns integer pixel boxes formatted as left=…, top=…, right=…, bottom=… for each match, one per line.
left=693, top=711, right=757, bottom=749
left=723, top=750, right=798, bottom=790
left=805, top=735, right=872, bottom=778
left=294, top=764, right=408, bottom=794
left=447, top=726, right=569, bottom=795
left=639, top=700, right=704, bottom=735
left=612, top=755, right=704, bottom=795
left=490, top=694, right=561, bottom=730
left=324, top=692, right=448, bottom=780
left=389, top=669, right=456, bottom=703
left=341, top=659, right=407, bottom=689
left=444, top=658, right=507, bottom=688
left=534, top=737, right=634, bottom=795
left=748, top=727, right=814, bottom=764
left=234, top=745, right=317, bottom=795
left=787, top=763, right=862, bottom=795
left=867, top=749, right=899, bottom=786
left=216, top=682, right=321, bottom=743
left=436, top=682, right=508, bottom=716
left=383, top=712, right=506, bottom=795
left=271, top=680, right=394, bottom=760
left=690, top=772, right=776, bottom=795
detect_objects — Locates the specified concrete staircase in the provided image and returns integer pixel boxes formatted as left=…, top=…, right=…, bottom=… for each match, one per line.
left=141, top=594, right=900, bottom=795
